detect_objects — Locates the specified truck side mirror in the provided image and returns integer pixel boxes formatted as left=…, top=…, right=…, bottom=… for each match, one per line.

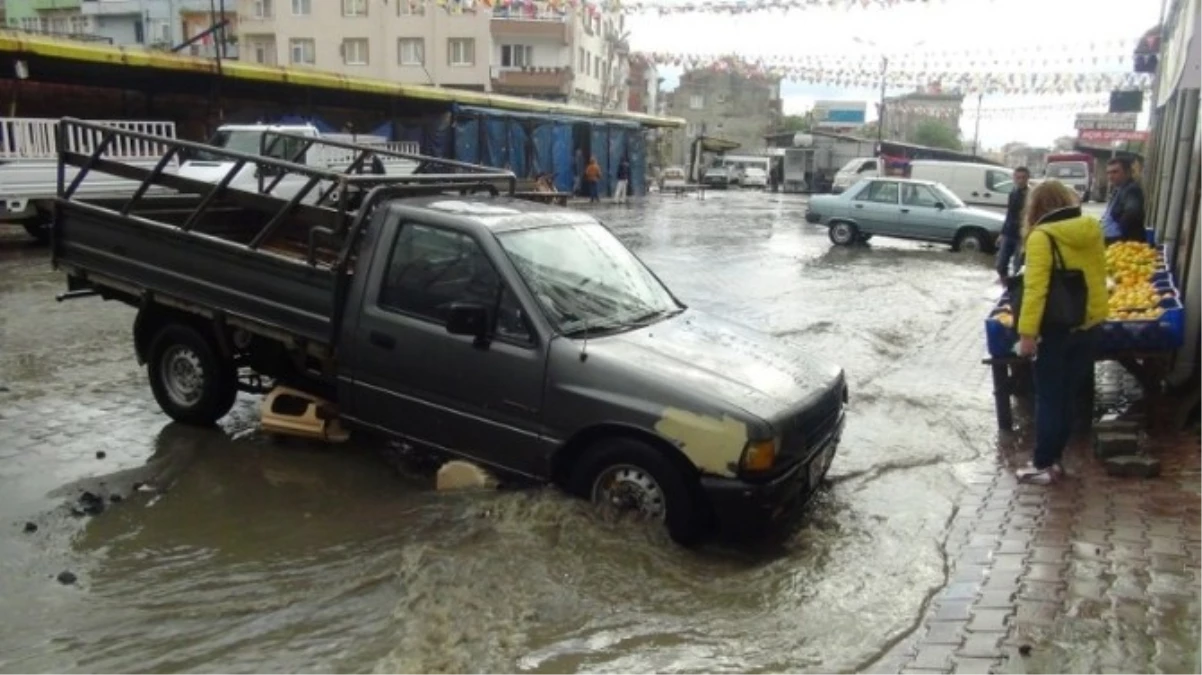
left=445, top=302, right=490, bottom=341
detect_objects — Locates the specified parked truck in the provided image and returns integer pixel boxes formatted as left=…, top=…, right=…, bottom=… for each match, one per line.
left=50, top=118, right=848, bottom=546
left=1043, top=152, right=1095, bottom=202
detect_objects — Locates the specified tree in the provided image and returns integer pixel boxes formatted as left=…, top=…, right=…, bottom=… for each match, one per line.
left=777, top=114, right=811, bottom=133
left=909, top=119, right=962, bottom=150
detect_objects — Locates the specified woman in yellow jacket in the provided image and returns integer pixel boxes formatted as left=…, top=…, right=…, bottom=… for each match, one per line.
left=1015, top=180, right=1109, bottom=484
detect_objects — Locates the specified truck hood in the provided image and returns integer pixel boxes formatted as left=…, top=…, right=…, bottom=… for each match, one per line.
left=588, top=309, right=843, bottom=422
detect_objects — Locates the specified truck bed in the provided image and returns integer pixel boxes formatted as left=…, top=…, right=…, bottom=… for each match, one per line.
left=56, top=193, right=346, bottom=347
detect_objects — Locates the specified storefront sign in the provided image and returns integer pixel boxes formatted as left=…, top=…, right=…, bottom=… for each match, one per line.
left=1078, top=129, right=1151, bottom=142
left=1074, top=112, right=1139, bottom=131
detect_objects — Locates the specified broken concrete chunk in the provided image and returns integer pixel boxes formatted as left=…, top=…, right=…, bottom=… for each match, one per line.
left=56, top=571, right=77, bottom=585
left=23, top=522, right=37, bottom=533
left=1093, top=431, right=1140, bottom=459
left=1104, top=455, right=1162, bottom=479
left=436, top=460, right=498, bottom=491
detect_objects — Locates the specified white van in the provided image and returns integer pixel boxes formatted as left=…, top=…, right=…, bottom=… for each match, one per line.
left=831, top=156, right=880, bottom=193
left=908, top=160, right=1015, bottom=211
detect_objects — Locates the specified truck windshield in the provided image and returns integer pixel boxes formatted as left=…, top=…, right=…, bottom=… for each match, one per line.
left=1046, top=162, right=1087, bottom=179
left=497, top=221, right=682, bottom=336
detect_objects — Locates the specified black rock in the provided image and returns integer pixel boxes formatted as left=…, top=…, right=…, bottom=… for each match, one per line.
left=96, top=451, right=107, bottom=459
left=1018, top=644, right=1033, bottom=657
left=109, top=494, right=123, bottom=503
left=56, top=571, right=77, bottom=585
left=23, top=522, right=37, bottom=533
left=131, top=482, right=144, bottom=491
left=79, top=491, right=101, bottom=504
left=69, top=507, right=86, bottom=518
left=79, top=491, right=105, bottom=516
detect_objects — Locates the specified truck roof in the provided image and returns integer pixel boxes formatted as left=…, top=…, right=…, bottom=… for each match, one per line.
left=389, top=195, right=597, bottom=234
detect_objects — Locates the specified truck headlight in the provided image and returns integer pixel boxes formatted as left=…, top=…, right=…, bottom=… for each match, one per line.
left=741, top=438, right=777, bottom=472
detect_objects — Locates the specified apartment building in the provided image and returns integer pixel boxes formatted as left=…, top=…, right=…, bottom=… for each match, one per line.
left=235, top=0, right=626, bottom=109
left=5, top=0, right=234, bottom=52
left=665, top=68, right=782, bottom=166
left=882, top=85, right=965, bottom=144
left=626, top=56, right=661, bottom=114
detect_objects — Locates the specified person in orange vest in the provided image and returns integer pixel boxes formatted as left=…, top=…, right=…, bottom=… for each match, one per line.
left=584, top=156, right=602, bottom=203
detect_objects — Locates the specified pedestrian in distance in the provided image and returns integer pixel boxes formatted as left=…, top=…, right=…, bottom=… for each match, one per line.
left=1014, top=180, right=1108, bottom=485
left=614, top=156, right=631, bottom=204
left=584, top=156, right=602, bottom=203
left=1100, top=157, right=1147, bottom=246
left=996, top=166, right=1031, bottom=284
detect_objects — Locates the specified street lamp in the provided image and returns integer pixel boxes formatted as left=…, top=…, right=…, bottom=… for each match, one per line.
left=853, top=37, right=925, bottom=155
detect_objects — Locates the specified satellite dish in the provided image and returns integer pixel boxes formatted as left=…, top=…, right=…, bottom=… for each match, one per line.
left=793, top=133, right=814, bottom=147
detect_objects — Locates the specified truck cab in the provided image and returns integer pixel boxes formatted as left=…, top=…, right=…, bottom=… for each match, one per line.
left=1043, top=153, right=1094, bottom=202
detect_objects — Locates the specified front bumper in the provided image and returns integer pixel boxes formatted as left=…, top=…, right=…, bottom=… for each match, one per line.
left=699, top=411, right=845, bottom=537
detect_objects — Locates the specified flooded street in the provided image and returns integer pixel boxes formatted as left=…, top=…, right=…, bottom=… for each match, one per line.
left=0, top=191, right=1052, bottom=672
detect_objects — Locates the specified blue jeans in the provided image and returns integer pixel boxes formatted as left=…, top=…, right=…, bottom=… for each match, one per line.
left=996, top=235, right=1022, bottom=278
left=1033, top=327, right=1099, bottom=469
left=587, top=181, right=599, bottom=202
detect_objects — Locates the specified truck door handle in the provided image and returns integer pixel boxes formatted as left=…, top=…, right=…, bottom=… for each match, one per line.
left=369, top=330, right=396, bottom=350
left=854, top=203, right=863, bottom=209
left=900, top=208, right=910, bottom=213
left=971, top=191, right=980, bottom=197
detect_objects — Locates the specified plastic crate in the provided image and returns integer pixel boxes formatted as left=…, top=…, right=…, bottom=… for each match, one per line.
left=985, top=314, right=1017, bottom=357
left=1099, top=297, right=1185, bottom=352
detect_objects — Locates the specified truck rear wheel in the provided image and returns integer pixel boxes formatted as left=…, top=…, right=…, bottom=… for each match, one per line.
left=22, top=222, right=49, bottom=245
left=147, top=323, right=238, bottom=426
left=568, top=438, right=708, bottom=546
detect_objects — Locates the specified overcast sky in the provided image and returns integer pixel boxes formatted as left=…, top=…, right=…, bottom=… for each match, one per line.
left=627, top=0, right=1161, bottom=149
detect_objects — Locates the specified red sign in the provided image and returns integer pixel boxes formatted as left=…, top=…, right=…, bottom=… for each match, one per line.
left=1078, top=129, right=1150, bottom=142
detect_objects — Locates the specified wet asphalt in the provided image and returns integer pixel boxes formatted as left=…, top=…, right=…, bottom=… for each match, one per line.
left=0, top=189, right=1045, bottom=672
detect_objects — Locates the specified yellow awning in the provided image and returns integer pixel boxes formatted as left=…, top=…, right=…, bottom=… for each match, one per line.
left=696, top=135, right=741, bottom=152
left=0, top=31, right=686, bottom=128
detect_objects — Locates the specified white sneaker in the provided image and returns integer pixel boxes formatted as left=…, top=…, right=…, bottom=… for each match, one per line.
left=1017, top=464, right=1057, bottom=485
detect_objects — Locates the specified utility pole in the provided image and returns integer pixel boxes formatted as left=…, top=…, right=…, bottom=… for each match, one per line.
left=876, top=55, right=887, bottom=155
left=971, top=91, right=983, bottom=157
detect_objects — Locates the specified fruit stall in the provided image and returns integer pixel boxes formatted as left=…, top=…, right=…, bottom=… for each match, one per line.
left=982, top=239, right=1186, bottom=430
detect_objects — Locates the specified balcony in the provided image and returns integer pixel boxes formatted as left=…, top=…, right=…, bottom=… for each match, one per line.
left=185, top=42, right=239, bottom=59
left=491, top=66, right=571, bottom=97
left=490, top=7, right=569, bottom=44
left=30, top=0, right=81, bottom=10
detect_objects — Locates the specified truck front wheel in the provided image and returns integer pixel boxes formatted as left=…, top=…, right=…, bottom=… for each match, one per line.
left=147, top=323, right=238, bottom=426
left=569, top=438, right=709, bottom=546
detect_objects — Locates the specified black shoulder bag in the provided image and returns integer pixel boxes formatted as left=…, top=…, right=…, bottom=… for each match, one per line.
left=1008, top=230, right=1088, bottom=334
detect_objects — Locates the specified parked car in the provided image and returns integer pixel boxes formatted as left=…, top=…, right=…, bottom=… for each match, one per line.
left=52, top=119, right=848, bottom=547
left=659, top=165, right=688, bottom=194
left=702, top=165, right=735, bottom=189
left=740, top=167, right=769, bottom=189
left=805, top=177, right=1005, bottom=253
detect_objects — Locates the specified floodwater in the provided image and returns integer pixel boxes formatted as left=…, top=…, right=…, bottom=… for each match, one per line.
left=1, top=190, right=1011, bottom=673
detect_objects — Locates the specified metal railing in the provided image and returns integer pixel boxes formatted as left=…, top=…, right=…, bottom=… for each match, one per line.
left=54, top=117, right=517, bottom=269
left=1, top=118, right=176, bottom=161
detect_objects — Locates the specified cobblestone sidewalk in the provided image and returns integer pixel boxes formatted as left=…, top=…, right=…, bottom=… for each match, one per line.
left=872, top=386, right=1201, bottom=674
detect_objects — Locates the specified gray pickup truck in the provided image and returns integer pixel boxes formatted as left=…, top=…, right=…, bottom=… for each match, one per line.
left=50, top=118, right=847, bottom=546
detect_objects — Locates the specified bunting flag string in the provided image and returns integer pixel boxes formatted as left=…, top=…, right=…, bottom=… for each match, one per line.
left=636, top=53, right=1152, bottom=94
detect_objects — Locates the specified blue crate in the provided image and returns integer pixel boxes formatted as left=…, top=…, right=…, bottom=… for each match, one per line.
left=1099, top=297, right=1185, bottom=352
left=985, top=314, right=1017, bottom=357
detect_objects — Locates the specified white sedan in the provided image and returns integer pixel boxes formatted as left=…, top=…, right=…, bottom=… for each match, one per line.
left=740, top=167, right=768, bottom=189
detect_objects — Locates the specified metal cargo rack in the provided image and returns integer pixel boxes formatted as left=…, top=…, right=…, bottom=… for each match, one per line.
left=53, top=116, right=519, bottom=270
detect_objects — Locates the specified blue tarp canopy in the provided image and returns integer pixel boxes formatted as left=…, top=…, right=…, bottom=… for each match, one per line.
left=452, top=104, right=648, bottom=196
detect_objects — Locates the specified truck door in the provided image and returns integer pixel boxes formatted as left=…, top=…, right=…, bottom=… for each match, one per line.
left=970, top=167, right=1014, bottom=211
left=346, top=219, right=548, bottom=476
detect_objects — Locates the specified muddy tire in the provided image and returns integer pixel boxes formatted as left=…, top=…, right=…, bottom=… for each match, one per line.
left=857, top=233, right=873, bottom=244
left=22, top=222, right=49, bottom=245
left=954, top=228, right=991, bottom=254
left=828, top=221, right=859, bottom=246
left=146, top=323, right=237, bottom=426
left=569, top=438, right=708, bottom=546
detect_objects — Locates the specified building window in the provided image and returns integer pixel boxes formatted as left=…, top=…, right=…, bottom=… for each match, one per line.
left=448, top=38, right=475, bottom=67
left=578, top=48, right=585, bottom=73
left=398, top=38, right=424, bottom=66
left=252, top=0, right=273, bottom=18
left=342, top=0, right=368, bottom=17
left=343, top=38, right=369, bottom=65
left=397, top=0, right=426, bottom=14
left=251, top=41, right=275, bottom=64
left=500, top=44, right=534, bottom=68
left=593, top=55, right=600, bottom=78
left=289, top=38, right=315, bottom=65
left=689, top=94, right=703, bottom=110
left=291, top=0, right=310, bottom=15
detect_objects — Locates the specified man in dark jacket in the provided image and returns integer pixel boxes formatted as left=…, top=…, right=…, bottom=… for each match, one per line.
left=1101, top=158, right=1147, bottom=245
left=995, top=166, right=1030, bottom=284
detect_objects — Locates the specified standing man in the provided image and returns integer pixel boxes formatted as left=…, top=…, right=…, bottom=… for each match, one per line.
left=584, top=156, right=602, bottom=203
left=1100, top=157, right=1147, bottom=245
left=614, top=156, right=631, bottom=204
left=572, top=148, right=585, bottom=196
left=996, top=166, right=1031, bottom=284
